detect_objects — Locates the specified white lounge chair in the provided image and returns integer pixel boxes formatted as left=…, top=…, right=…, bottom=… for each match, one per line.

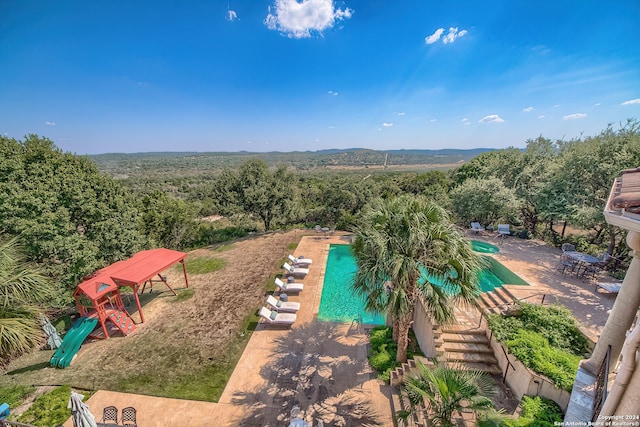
left=274, top=277, right=304, bottom=293
left=266, top=295, right=300, bottom=313
left=283, top=262, right=309, bottom=278
left=596, top=282, right=622, bottom=295
left=288, top=254, right=312, bottom=267
left=259, top=307, right=297, bottom=325
left=496, top=224, right=510, bottom=239
left=470, top=222, right=485, bottom=233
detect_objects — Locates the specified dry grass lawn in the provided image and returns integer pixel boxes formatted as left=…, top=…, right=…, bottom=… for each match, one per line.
left=0, top=231, right=305, bottom=402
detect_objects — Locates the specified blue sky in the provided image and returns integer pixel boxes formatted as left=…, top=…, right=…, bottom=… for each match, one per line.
left=1, top=0, right=639, bottom=155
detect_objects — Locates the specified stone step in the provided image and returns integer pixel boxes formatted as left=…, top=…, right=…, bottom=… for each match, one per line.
left=442, top=342, right=494, bottom=354
left=441, top=332, right=488, bottom=344
left=445, top=351, right=498, bottom=365
left=440, top=324, right=485, bottom=334
left=492, top=287, right=514, bottom=305
left=455, top=361, right=502, bottom=375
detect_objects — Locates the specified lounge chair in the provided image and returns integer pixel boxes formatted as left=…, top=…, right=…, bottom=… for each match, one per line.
left=275, top=277, right=304, bottom=293
left=496, top=224, right=510, bottom=238
left=288, top=254, right=312, bottom=267
left=596, top=282, right=622, bottom=295
left=273, top=277, right=304, bottom=292
left=266, top=295, right=300, bottom=313
left=259, top=307, right=297, bottom=325
left=470, top=222, right=485, bottom=233
left=561, top=243, right=576, bottom=252
left=283, top=262, right=309, bottom=278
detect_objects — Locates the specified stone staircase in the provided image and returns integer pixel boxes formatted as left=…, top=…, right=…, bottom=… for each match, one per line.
left=388, top=287, right=525, bottom=426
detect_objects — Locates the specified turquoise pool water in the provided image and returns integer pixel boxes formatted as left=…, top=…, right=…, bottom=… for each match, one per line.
left=317, top=245, right=385, bottom=325
left=471, top=240, right=500, bottom=254
left=317, top=245, right=528, bottom=317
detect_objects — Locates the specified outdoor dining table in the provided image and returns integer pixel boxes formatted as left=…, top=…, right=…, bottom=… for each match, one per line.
left=564, top=251, right=600, bottom=264
left=564, top=251, right=601, bottom=279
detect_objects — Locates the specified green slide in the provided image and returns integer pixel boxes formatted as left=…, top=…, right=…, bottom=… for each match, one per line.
left=49, top=316, right=98, bottom=368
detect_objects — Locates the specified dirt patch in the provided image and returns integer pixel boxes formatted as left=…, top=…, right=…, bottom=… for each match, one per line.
left=1, top=231, right=305, bottom=398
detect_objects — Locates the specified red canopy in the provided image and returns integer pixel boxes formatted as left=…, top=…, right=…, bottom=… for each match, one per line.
left=74, top=248, right=188, bottom=323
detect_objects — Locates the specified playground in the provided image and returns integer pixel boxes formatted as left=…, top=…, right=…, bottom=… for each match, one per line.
left=1, top=231, right=301, bottom=400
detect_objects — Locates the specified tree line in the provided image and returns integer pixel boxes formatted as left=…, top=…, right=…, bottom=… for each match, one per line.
left=0, top=119, right=638, bottom=361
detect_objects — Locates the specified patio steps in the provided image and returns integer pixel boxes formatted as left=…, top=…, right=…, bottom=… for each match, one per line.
left=479, top=286, right=519, bottom=314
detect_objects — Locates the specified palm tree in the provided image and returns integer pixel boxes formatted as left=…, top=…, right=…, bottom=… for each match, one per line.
left=351, top=195, right=481, bottom=362
left=400, top=361, right=497, bottom=427
left=0, top=236, right=52, bottom=364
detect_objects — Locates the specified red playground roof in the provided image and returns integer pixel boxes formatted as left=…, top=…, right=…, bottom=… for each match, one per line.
left=110, top=248, right=187, bottom=286
left=74, top=248, right=187, bottom=300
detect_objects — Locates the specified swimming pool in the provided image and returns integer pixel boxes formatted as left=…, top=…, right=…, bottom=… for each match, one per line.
left=317, top=245, right=385, bottom=325
left=471, top=240, right=500, bottom=254
left=317, top=244, right=528, bottom=322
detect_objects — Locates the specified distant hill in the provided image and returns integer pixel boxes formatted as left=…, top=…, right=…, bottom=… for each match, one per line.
left=90, top=148, right=495, bottom=178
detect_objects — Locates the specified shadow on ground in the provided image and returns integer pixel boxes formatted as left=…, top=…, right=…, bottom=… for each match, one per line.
left=233, top=321, right=384, bottom=427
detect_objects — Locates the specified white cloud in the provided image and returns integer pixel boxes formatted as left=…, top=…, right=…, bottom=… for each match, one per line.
left=443, top=27, right=467, bottom=44
left=622, top=99, right=640, bottom=105
left=563, top=113, right=587, bottom=120
left=478, top=115, right=505, bottom=124
left=265, top=0, right=353, bottom=39
left=396, top=112, right=406, bottom=116
left=227, top=9, right=238, bottom=21
left=382, top=122, right=393, bottom=127
left=522, top=106, right=534, bottom=112
left=594, top=102, right=601, bottom=106
left=537, top=115, right=545, bottom=119
left=430, top=119, right=437, bottom=122
left=426, top=27, right=468, bottom=45
left=425, top=28, right=444, bottom=45
left=45, top=121, right=56, bottom=126
left=328, top=90, right=339, bottom=96
left=461, top=118, right=470, bottom=126
left=328, top=125, right=335, bottom=129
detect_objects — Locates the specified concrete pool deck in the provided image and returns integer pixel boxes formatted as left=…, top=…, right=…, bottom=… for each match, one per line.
left=212, top=232, right=394, bottom=426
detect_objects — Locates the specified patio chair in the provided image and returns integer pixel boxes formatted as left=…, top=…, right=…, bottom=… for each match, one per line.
left=596, top=282, right=622, bottom=295
left=259, top=307, right=297, bottom=326
left=100, top=406, right=118, bottom=425
left=275, top=277, right=304, bottom=293
left=121, top=406, right=137, bottom=426
left=561, top=243, right=576, bottom=252
left=470, top=222, right=485, bottom=233
left=496, top=224, right=510, bottom=239
left=283, top=262, right=309, bottom=278
left=288, top=254, right=312, bottom=267
left=266, top=295, right=301, bottom=313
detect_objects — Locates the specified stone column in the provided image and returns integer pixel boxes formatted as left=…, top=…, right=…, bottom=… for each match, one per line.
left=582, top=231, right=640, bottom=375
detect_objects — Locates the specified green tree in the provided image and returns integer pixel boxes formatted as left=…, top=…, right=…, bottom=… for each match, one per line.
left=0, top=135, right=148, bottom=296
left=0, top=236, right=52, bottom=364
left=352, top=195, right=481, bottom=362
left=212, top=159, right=296, bottom=231
left=138, top=191, right=197, bottom=249
left=450, top=177, right=520, bottom=227
left=400, top=361, right=497, bottom=427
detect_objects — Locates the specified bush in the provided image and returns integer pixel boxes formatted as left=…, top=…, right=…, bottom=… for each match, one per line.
left=368, top=326, right=422, bottom=382
left=488, top=303, right=586, bottom=391
left=505, top=330, right=581, bottom=391
left=502, top=395, right=563, bottom=426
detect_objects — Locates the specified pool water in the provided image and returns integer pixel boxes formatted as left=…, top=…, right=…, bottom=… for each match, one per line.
left=317, top=245, right=385, bottom=325
left=471, top=240, right=500, bottom=254
left=317, top=244, right=528, bottom=323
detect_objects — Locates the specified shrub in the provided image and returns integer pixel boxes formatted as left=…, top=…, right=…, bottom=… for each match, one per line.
left=502, top=395, right=563, bottom=426
left=368, top=326, right=422, bottom=382
left=505, top=330, right=581, bottom=391
left=0, top=385, right=36, bottom=412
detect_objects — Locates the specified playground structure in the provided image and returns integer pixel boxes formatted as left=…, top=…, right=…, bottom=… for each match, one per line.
left=50, top=248, right=188, bottom=368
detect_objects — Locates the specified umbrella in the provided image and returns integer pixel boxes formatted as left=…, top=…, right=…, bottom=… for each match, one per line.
left=67, top=391, right=97, bottom=427
left=40, top=314, right=62, bottom=349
